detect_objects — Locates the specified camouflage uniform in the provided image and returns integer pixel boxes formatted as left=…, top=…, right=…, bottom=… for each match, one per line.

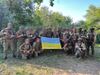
left=32, top=29, right=42, bottom=57
left=75, top=38, right=86, bottom=58
left=82, top=29, right=87, bottom=42
left=52, top=28, right=59, bottom=38
left=26, top=27, right=34, bottom=45
left=87, top=28, right=96, bottom=56
left=0, top=23, right=17, bottom=59
left=78, top=28, right=83, bottom=38
left=46, top=28, right=53, bottom=38
left=16, top=26, right=26, bottom=57
left=62, top=30, right=73, bottom=54
left=33, top=37, right=42, bottom=57
left=19, top=39, right=34, bottom=59
left=81, top=29, right=88, bottom=52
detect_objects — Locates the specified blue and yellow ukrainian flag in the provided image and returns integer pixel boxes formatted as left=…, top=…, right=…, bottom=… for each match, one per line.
left=41, top=37, right=62, bottom=49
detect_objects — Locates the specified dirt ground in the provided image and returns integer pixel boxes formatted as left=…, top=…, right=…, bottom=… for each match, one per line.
left=0, top=48, right=100, bottom=75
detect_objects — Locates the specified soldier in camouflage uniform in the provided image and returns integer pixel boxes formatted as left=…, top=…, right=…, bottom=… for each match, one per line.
left=70, top=28, right=78, bottom=54
left=16, top=26, right=26, bottom=58
left=46, top=28, right=53, bottom=38
left=63, top=30, right=73, bottom=54
left=32, top=29, right=42, bottom=57
left=87, top=28, right=96, bottom=56
left=52, top=28, right=59, bottom=38
left=0, top=23, right=17, bottom=59
left=81, top=29, right=88, bottom=53
left=78, top=28, right=83, bottom=38
left=75, top=38, right=86, bottom=59
left=26, top=27, right=34, bottom=45
left=33, top=37, right=42, bottom=57
left=19, top=39, right=34, bottom=59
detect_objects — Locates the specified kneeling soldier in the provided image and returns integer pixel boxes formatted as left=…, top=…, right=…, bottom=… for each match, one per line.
left=33, top=37, right=42, bottom=57
left=75, top=38, right=86, bottom=59
left=19, top=39, right=34, bottom=59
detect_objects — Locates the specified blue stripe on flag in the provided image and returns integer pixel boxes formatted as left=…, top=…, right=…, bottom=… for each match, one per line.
left=41, top=37, right=60, bottom=44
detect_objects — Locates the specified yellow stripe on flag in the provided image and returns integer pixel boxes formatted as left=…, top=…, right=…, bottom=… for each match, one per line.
left=42, top=43, right=62, bottom=49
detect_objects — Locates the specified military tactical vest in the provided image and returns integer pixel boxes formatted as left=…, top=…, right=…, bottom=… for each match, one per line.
left=88, top=33, right=95, bottom=43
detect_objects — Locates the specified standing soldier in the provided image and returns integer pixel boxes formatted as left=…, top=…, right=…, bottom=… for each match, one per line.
left=16, top=26, right=26, bottom=57
left=81, top=29, right=88, bottom=51
left=62, top=30, right=68, bottom=48
left=78, top=28, right=83, bottom=38
left=26, top=27, right=34, bottom=45
left=40, top=28, right=47, bottom=37
left=58, top=27, right=63, bottom=39
left=46, top=28, right=53, bottom=38
left=87, top=28, right=96, bottom=56
left=0, top=23, right=17, bottom=59
left=62, top=30, right=73, bottom=54
left=71, top=28, right=78, bottom=54
left=52, top=28, right=59, bottom=38
left=83, top=29, right=87, bottom=37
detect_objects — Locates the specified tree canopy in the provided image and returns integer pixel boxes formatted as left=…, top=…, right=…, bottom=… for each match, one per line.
left=0, top=0, right=100, bottom=31
left=85, top=5, right=100, bottom=32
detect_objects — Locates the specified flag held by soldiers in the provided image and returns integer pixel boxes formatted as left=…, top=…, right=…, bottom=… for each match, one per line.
left=41, top=37, right=62, bottom=49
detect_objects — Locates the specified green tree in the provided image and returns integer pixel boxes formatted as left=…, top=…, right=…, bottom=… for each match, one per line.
left=5, top=0, right=55, bottom=30
left=85, top=5, right=100, bottom=30
left=85, top=5, right=100, bottom=43
left=0, top=0, right=12, bottom=29
left=35, top=7, right=73, bottom=28
left=6, top=0, right=35, bottom=30
left=75, top=20, right=86, bottom=28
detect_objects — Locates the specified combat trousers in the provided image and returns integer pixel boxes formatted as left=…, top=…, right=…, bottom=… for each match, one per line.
left=87, top=43, right=94, bottom=56
left=3, top=39, right=17, bottom=58
left=17, top=39, right=25, bottom=58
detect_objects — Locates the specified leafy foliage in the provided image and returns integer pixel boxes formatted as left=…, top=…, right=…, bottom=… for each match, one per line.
left=0, top=0, right=73, bottom=30
left=85, top=5, right=100, bottom=30
left=35, top=7, right=73, bottom=28
left=85, top=5, right=100, bottom=43
left=0, top=0, right=55, bottom=30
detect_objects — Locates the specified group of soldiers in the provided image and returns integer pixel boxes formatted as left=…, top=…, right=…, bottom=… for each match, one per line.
left=0, top=23, right=96, bottom=59
left=62, top=27, right=96, bottom=59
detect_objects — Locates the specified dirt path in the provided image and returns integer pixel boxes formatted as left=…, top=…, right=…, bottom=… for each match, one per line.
left=0, top=48, right=100, bottom=75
